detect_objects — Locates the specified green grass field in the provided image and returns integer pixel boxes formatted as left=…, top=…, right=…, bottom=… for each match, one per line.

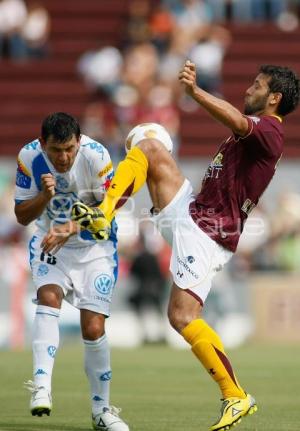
left=0, top=343, right=299, bottom=431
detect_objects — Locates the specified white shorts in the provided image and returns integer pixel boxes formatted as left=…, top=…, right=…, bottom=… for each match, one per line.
left=152, top=179, right=233, bottom=304
left=29, top=232, right=118, bottom=316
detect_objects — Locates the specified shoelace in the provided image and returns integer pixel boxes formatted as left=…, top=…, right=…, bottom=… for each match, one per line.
left=102, top=406, right=122, bottom=417
left=23, top=380, right=41, bottom=395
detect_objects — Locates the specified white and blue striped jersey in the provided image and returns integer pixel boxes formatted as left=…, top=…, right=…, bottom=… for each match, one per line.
left=15, top=135, right=116, bottom=247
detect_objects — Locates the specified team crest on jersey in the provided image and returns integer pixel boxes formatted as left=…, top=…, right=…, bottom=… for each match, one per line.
left=37, top=264, right=49, bottom=277
left=212, top=153, right=223, bottom=167
left=56, top=176, right=69, bottom=190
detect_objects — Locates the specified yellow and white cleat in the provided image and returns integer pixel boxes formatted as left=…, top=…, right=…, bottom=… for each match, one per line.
left=210, top=393, right=257, bottom=431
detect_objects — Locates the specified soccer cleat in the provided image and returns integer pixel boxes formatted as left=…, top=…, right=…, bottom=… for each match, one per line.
left=210, top=393, right=257, bottom=431
left=92, top=406, right=130, bottom=431
left=71, top=202, right=111, bottom=240
left=24, top=380, right=52, bottom=417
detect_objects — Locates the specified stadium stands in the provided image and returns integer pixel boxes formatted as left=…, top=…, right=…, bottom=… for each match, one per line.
left=0, top=1, right=299, bottom=157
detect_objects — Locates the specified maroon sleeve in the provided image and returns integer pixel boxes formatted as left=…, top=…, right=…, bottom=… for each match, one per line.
left=240, top=116, right=282, bottom=157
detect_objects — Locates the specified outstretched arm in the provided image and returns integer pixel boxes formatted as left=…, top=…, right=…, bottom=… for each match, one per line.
left=179, top=61, right=249, bottom=137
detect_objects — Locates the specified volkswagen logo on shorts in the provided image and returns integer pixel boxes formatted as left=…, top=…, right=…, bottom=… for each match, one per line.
left=94, top=274, right=113, bottom=295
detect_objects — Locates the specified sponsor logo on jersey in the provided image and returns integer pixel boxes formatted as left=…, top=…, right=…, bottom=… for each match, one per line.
left=16, top=158, right=32, bottom=189
left=94, top=274, right=113, bottom=295
left=249, top=116, right=260, bottom=124
left=98, top=161, right=113, bottom=178
left=25, top=140, right=39, bottom=150
left=241, top=198, right=256, bottom=215
left=204, top=152, right=223, bottom=180
left=102, top=171, right=114, bottom=191
left=37, top=264, right=49, bottom=277
left=84, top=142, right=105, bottom=157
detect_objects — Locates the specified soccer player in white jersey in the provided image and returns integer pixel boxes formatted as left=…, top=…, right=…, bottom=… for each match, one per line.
left=14, top=112, right=129, bottom=431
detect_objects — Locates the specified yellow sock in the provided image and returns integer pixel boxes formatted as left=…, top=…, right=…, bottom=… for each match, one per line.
left=181, top=319, right=246, bottom=399
left=99, top=146, right=148, bottom=221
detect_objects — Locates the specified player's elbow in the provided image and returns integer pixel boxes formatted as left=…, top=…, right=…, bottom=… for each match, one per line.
left=16, top=215, right=30, bottom=226
left=15, top=209, right=30, bottom=226
left=232, top=116, right=249, bottom=137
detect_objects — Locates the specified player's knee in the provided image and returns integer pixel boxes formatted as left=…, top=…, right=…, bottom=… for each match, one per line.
left=82, top=320, right=105, bottom=341
left=168, top=306, right=193, bottom=333
left=37, top=286, right=63, bottom=309
left=138, top=138, right=167, bottom=164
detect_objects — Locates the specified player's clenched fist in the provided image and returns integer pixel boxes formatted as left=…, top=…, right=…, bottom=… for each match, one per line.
left=178, top=60, right=197, bottom=96
left=41, top=174, right=56, bottom=200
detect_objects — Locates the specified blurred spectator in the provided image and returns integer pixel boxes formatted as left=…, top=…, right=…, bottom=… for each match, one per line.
left=122, top=42, right=159, bottom=94
left=124, top=0, right=151, bottom=46
left=243, top=192, right=300, bottom=272
left=207, top=0, right=290, bottom=22
left=81, top=99, right=124, bottom=163
left=170, top=0, right=213, bottom=30
left=0, top=0, right=27, bottom=60
left=276, top=0, right=299, bottom=31
left=149, top=3, right=175, bottom=54
left=22, top=1, right=51, bottom=58
left=77, top=45, right=123, bottom=95
left=251, top=0, right=288, bottom=21
left=189, top=24, right=231, bottom=95
left=128, top=222, right=168, bottom=343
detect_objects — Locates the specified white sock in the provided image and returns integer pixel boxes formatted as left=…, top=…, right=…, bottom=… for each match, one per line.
left=32, top=305, right=60, bottom=392
left=84, top=334, right=111, bottom=415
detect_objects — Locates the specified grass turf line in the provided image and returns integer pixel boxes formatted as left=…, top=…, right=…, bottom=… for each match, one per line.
left=0, top=343, right=299, bottom=431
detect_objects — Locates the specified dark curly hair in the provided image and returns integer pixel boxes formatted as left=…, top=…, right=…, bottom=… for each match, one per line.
left=41, top=112, right=81, bottom=143
left=260, top=65, right=300, bottom=116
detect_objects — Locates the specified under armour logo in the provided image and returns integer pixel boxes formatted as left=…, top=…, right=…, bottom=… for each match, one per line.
left=177, top=270, right=183, bottom=278
left=209, top=368, right=216, bottom=375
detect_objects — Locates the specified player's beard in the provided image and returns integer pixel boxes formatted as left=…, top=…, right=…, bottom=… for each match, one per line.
left=244, top=93, right=269, bottom=115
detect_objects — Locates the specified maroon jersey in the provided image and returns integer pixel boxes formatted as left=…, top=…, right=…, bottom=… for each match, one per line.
left=189, top=115, right=283, bottom=252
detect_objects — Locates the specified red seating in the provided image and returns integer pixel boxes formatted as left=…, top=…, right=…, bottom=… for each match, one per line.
left=0, top=7, right=299, bottom=158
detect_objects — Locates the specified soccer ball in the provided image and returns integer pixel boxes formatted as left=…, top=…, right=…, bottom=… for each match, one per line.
left=125, top=123, right=173, bottom=154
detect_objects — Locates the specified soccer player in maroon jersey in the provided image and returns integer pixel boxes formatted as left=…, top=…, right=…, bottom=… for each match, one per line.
left=72, top=62, right=300, bottom=431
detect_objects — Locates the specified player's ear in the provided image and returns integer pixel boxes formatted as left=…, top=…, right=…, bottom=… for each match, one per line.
left=270, top=92, right=282, bottom=107
left=39, top=137, right=46, bottom=149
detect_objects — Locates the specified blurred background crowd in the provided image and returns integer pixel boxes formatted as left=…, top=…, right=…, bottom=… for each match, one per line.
left=1, top=0, right=300, bottom=350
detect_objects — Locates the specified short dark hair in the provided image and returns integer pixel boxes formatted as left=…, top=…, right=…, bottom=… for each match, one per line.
left=259, top=65, right=300, bottom=116
left=41, top=112, right=81, bottom=143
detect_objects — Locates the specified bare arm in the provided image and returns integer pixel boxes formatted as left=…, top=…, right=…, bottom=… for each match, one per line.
left=179, top=61, right=249, bottom=136
left=15, top=174, right=55, bottom=225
